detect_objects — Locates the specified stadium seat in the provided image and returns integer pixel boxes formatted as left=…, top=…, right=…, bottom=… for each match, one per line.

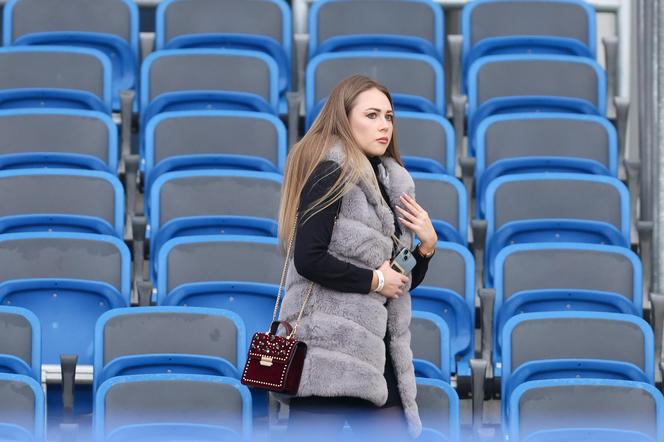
left=4, top=0, right=139, bottom=111
left=397, top=112, right=455, bottom=175
left=0, top=169, right=124, bottom=238
left=506, top=379, right=664, bottom=442
left=483, top=173, right=630, bottom=283
left=0, top=306, right=40, bottom=381
left=475, top=113, right=618, bottom=214
left=461, top=0, right=595, bottom=92
left=501, top=312, right=655, bottom=425
left=0, top=46, right=112, bottom=113
left=309, top=0, right=444, bottom=62
left=0, top=373, right=44, bottom=442
left=411, top=311, right=451, bottom=382
left=416, top=378, right=460, bottom=442
left=156, top=0, right=291, bottom=113
left=93, top=374, right=252, bottom=441
left=411, top=242, right=475, bottom=377
left=0, top=232, right=130, bottom=365
left=142, top=110, right=286, bottom=192
left=93, top=307, right=246, bottom=391
left=0, top=109, right=118, bottom=173
left=305, top=51, right=445, bottom=128
left=411, top=173, right=467, bottom=245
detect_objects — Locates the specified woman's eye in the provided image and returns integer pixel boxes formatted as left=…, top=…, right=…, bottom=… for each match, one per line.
left=366, top=112, right=377, bottom=119
left=386, top=114, right=394, bottom=122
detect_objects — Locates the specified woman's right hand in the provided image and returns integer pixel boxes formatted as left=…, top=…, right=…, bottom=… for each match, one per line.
left=374, top=261, right=409, bottom=299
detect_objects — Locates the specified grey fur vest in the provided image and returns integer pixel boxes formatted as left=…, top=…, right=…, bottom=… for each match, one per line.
left=278, top=143, right=422, bottom=438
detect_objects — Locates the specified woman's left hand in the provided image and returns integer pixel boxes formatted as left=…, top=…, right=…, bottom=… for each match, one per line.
left=396, top=194, right=438, bottom=253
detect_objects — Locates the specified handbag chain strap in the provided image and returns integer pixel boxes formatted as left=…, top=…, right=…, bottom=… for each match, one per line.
left=271, top=214, right=314, bottom=339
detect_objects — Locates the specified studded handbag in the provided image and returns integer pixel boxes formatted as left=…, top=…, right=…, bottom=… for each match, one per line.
left=240, top=215, right=314, bottom=395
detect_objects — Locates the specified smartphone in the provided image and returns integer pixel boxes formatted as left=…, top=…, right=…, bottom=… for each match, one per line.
left=390, top=248, right=416, bottom=275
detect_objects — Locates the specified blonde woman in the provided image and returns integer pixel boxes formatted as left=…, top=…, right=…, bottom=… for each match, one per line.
left=278, top=75, right=438, bottom=441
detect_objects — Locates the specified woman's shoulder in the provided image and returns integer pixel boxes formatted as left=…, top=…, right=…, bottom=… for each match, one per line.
left=302, top=160, right=342, bottom=199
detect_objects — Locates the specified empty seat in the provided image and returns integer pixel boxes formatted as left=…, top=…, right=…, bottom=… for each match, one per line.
left=412, top=242, right=474, bottom=377
left=484, top=173, right=630, bottom=283
left=0, top=169, right=124, bottom=238
left=0, top=306, right=40, bottom=381
left=156, top=235, right=283, bottom=299
left=93, top=374, right=252, bottom=441
left=0, top=109, right=118, bottom=173
left=467, top=54, right=605, bottom=140
left=501, top=312, right=655, bottom=426
left=140, top=49, right=279, bottom=128
left=461, top=0, right=595, bottom=91
left=305, top=51, right=444, bottom=128
left=416, top=378, right=460, bottom=442
left=0, top=373, right=44, bottom=442
left=5, top=0, right=139, bottom=111
left=143, top=110, right=286, bottom=191
left=507, top=379, right=663, bottom=442
left=411, top=311, right=451, bottom=382
left=397, top=112, right=455, bottom=175
left=309, top=0, right=444, bottom=61
left=0, top=232, right=130, bottom=364
left=0, top=46, right=112, bottom=113
left=94, top=307, right=246, bottom=391
left=474, top=113, right=617, bottom=210
left=156, top=0, right=291, bottom=113
left=411, top=173, right=467, bottom=245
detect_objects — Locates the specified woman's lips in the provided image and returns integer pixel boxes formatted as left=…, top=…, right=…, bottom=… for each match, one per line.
left=377, top=137, right=389, bottom=144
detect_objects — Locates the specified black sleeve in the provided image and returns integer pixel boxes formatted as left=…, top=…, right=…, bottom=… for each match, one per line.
left=409, top=248, right=432, bottom=290
left=293, top=161, right=375, bottom=293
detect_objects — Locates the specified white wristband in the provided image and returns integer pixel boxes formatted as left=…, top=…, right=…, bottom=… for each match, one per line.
left=374, top=270, right=385, bottom=293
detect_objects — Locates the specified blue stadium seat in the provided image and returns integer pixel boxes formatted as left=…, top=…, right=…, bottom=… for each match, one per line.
left=501, top=312, right=655, bottom=429
left=416, top=378, right=460, bottom=442
left=0, top=307, right=40, bottom=381
left=412, top=242, right=474, bottom=377
left=93, top=307, right=246, bottom=392
left=483, top=173, right=630, bottom=284
left=522, top=428, right=657, bottom=442
left=411, top=311, right=451, bottom=382
left=309, top=0, right=444, bottom=62
left=156, top=0, right=291, bottom=114
left=0, top=169, right=124, bottom=238
left=506, top=379, right=664, bottom=442
left=0, top=109, right=118, bottom=173
left=411, top=173, right=467, bottom=245
left=474, top=113, right=618, bottom=215
left=461, top=0, right=595, bottom=92
left=398, top=112, right=455, bottom=175
left=4, top=0, right=139, bottom=112
left=0, top=373, right=44, bottom=442
left=0, top=46, right=112, bottom=114
left=142, top=110, right=286, bottom=193
left=93, top=374, right=252, bottom=442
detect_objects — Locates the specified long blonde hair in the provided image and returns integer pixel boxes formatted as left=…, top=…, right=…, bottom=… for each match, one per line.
left=278, top=75, right=404, bottom=251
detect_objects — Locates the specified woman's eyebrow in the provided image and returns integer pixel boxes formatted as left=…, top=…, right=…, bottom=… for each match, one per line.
left=365, top=107, right=394, bottom=113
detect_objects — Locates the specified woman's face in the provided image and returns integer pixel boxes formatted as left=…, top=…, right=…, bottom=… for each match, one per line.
left=348, top=88, right=394, bottom=157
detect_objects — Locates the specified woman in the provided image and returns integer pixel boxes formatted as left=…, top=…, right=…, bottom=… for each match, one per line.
left=277, top=75, right=438, bottom=441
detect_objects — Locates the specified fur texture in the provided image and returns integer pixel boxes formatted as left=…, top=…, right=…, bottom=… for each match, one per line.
left=279, top=143, right=422, bottom=437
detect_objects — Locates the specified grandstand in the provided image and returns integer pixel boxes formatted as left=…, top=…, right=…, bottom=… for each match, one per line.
left=0, top=0, right=659, bottom=441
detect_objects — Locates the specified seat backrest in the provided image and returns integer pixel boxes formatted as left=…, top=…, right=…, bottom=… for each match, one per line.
left=396, top=112, right=454, bottom=175
left=0, top=169, right=123, bottom=237
left=307, top=52, right=444, bottom=114
left=157, top=0, right=288, bottom=48
left=0, top=232, right=130, bottom=296
left=96, top=307, right=245, bottom=371
left=95, top=374, right=251, bottom=437
left=503, top=312, right=653, bottom=381
left=488, top=173, right=628, bottom=236
left=411, top=173, right=467, bottom=243
left=152, top=171, right=282, bottom=230
left=416, top=378, right=460, bottom=438
left=141, top=49, right=277, bottom=111
left=511, top=379, right=663, bottom=441
left=0, top=307, right=40, bottom=380
left=418, top=243, right=473, bottom=304
left=411, top=311, right=450, bottom=378
left=147, top=111, right=286, bottom=173
left=0, top=374, right=43, bottom=439
left=469, top=55, right=604, bottom=112
left=0, top=110, right=117, bottom=172
left=158, top=236, right=283, bottom=295
left=0, top=47, right=111, bottom=107
left=478, top=113, right=617, bottom=175
left=497, top=244, right=640, bottom=307
left=4, top=0, right=137, bottom=48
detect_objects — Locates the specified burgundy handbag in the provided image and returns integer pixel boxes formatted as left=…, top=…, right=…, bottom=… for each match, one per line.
left=241, top=216, right=314, bottom=395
